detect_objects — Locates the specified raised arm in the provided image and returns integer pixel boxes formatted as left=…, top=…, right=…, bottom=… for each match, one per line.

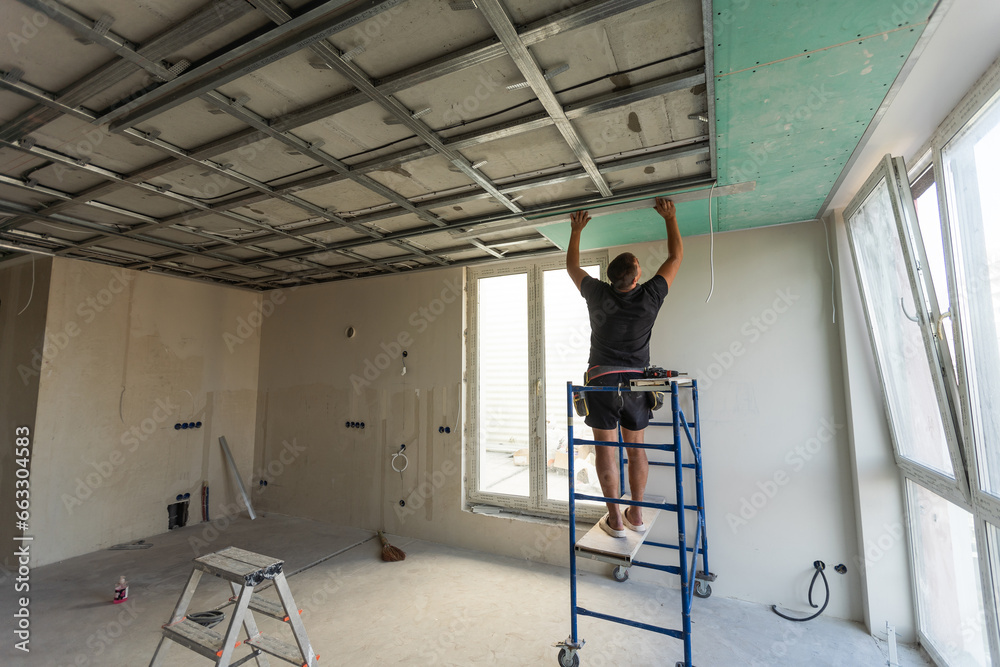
left=566, top=210, right=591, bottom=291
left=654, top=198, right=683, bottom=288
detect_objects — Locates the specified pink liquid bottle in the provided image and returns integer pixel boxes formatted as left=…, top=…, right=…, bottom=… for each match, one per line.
left=113, top=576, right=128, bottom=604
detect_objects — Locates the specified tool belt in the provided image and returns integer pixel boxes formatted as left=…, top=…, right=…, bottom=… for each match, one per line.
left=573, top=365, right=666, bottom=417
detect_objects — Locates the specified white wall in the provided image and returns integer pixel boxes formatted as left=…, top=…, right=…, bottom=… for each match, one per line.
left=28, top=258, right=262, bottom=566
left=625, top=220, right=862, bottom=621
left=256, top=219, right=864, bottom=621
left=0, top=256, right=51, bottom=574
left=827, top=209, right=917, bottom=641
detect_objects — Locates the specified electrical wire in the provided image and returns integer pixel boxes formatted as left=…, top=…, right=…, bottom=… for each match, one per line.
left=391, top=445, right=408, bottom=473
left=705, top=181, right=717, bottom=303
left=16, top=255, right=35, bottom=316
left=771, top=561, right=830, bottom=622
left=822, top=218, right=837, bottom=324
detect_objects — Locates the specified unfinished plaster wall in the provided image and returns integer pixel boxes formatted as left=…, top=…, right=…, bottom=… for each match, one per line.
left=828, top=209, right=916, bottom=641
left=29, top=258, right=261, bottom=566
left=624, top=220, right=862, bottom=622
left=256, top=220, right=862, bottom=621
left=0, top=256, right=52, bottom=573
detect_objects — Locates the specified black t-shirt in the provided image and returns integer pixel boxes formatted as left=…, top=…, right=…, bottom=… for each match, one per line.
left=580, top=274, right=669, bottom=367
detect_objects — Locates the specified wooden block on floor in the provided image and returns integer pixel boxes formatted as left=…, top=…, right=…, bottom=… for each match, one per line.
left=575, top=495, right=663, bottom=565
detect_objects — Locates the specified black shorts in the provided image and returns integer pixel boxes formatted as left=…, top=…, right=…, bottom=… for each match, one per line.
left=583, top=372, right=652, bottom=431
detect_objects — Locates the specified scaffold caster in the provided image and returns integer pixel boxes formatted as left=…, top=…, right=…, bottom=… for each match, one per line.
left=558, top=647, right=580, bottom=667
left=612, top=565, right=629, bottom=582
left=694, top=580, right=712, bottom=598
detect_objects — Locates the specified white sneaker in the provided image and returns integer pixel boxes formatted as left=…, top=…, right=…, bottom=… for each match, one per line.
left=599, top=515, right=626, bottom=538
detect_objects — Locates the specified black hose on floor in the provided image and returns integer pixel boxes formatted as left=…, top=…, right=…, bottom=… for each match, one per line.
left=771, top=560, right=829, bottom=622
left=188, top=610, right=226, bottom=628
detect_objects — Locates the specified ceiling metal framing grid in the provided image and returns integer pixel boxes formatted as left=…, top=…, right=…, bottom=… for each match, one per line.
left=0, top=0, right=714, bottom=289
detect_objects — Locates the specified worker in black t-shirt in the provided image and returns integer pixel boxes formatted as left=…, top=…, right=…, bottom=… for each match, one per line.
left=565, top=198, right=683, bottom=538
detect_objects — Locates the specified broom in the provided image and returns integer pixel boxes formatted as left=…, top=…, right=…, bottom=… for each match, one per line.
left=377, top=531, right=405, bottom=562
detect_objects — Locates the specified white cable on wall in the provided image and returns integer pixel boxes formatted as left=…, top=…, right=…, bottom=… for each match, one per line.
left=16, top=255, right=35, bottom=316
left=391, top=445, right=408, bottom=473
left=705, top=181, right=717, bottom=303
left=822, top=218, right=837, bottom=324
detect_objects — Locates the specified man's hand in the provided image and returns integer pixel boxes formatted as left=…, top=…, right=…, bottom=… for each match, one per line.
left=654, top=197, right=675, bottom=220
left=566, top=210, right=590, bottom=291
left=654, top=197, right=683, bottom=288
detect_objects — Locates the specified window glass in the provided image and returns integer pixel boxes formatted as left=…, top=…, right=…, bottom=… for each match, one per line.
left=477, top=273, right=530, bottom=496
left=908, top=480, right=991, bottom=666
left=543, top=266, right=602, bottom=502
left=942, top=89, right=1000, bottom=497
left=913, top=175, right=957, bottom=364
left=847, top=177, right=955, bottom=476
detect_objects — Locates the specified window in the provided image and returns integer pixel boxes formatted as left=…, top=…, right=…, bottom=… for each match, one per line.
left=844, top=156, right=966, bottom=492
left=908, top=480, right=990, bottom=666
left=844, top=63, right=1000, bottom=666
left=466, top=254, right=606, bottom=517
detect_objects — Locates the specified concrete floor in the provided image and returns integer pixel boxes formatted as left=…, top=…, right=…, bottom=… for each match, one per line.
left=2, top=514, right=933, bottom=666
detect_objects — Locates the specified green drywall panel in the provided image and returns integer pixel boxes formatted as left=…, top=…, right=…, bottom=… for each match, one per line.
left=709, top=0, right=931, bottom=231
left=714, top=0, right=935, bottom=75
left=538, top=197, right=718, bottom=251
left=535, top=0, right=933, bottom=245
left=715, top=24, right=922, bottom=229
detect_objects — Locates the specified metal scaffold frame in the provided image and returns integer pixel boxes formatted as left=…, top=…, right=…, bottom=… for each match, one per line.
left=557, top=378, right=715, bottom=667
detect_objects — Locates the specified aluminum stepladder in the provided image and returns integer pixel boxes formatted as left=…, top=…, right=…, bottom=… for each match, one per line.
left=557, top=378, right=715, bottom=667
left=149, top=546, right=317, bottom=667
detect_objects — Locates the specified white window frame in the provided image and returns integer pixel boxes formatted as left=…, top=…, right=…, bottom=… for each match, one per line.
left=465, top=251, right=607, bottom=520
left=844, top=154, right=970, bottom=505
left=844, top=56, right=1000, bottom=666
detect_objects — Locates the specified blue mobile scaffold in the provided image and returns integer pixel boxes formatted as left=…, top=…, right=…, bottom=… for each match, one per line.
left=556, top=377, right=716, bottom=667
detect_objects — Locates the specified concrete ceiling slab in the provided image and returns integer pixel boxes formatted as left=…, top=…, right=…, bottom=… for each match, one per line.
left=571, top=97, right=692, bottom=158
left=0, top=183, right=48, bottom=207
left=30, top=114, right=167, bottom=174
left=364, top=155, right=458, bottom=199
left=19, top=219, right=93, bottom=238
left=151, top=164, right=246, bottom=201
left=427, top=196, right=509, bottom=221
left=214, top=49, right=356, bottom=115
left=146, top=226, right=218, bottom=246
left=21, top=162, right=107, bottom=195
left=303, top=226, right=363, bottom=245
left=0, top=0, right=717, bottom=286
left=55, top=0, right=213, bottom=42
left=56, top=203, right=143, bottom=226
left=293, top=177, right=390, bottom=213
left=463, top=124, right=581, bottom=181
left=393, top=59, right=534, bottom=132
left=0, top=3, right=116, bottom=92
left=211, top=137, right=323, bottom=184
left=225, top=197, right=312, bottom=225
left=365, top=212, right=430, bottom=234
left=514, top=177, right=593, bottom=207
left=0, top=91, right=35, bottom=125
left=503, top=0, right=576, bottom=26
left=94, top=187, right=193, bottom=219
left=252, top=237, right=310, bottom=254
left=323, top=0, right=497, bottom=79
left=133, top=98, right=254, bottom=150
left=300, top=99, right=421, bottom=156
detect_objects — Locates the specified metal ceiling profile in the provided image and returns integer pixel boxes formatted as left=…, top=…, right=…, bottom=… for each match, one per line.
left=0, top=0, right=716, bottom=287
